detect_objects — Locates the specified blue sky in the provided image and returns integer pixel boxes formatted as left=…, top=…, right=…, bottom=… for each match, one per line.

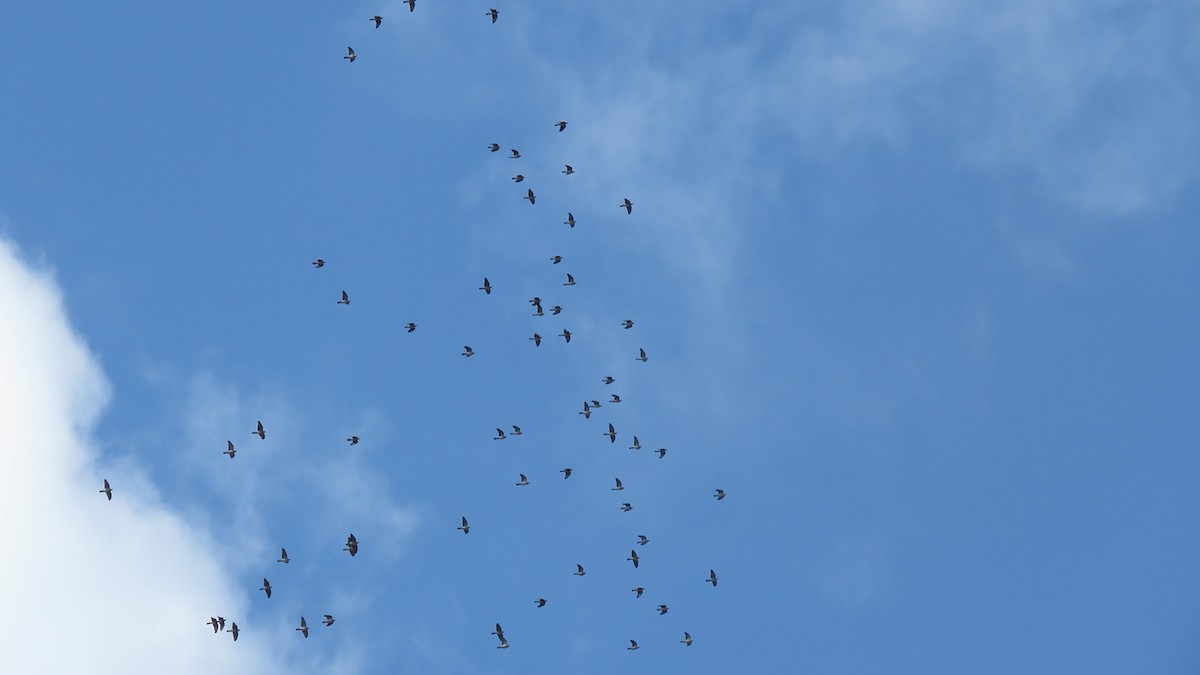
left=2, top=1, right=1199, bottom=672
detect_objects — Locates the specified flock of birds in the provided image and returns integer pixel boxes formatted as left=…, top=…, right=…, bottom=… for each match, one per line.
left=96, top=5, right=728, bottom=658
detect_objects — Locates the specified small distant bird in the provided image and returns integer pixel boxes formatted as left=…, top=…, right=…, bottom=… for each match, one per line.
left=533, top=303, right=544, bottom=316
left=612, top=478, right=624, bottom=491
left=559, top=329, right=571, bottom=343
left=636, top=348, right=648, bottom=362
left=296, top=617, right=309, bottom=638
left=511, top=426, right=522, bottom=436
left=462, top=345, right=475, bottom=357
left=312, top=259, right=325, bottom=268
left=495, top=428, right=507, bottom=440
left=632, top=587, right=644, bottom=598
left=714, top=489, right=726, bottom=501
left=603, top=376, right=614, bottom=384
left=530, top=333, right=542, bottom=346
left=512, top=174, right=524, bottom=182
left=253, top=420, right=265, bottom=439
left=479, top=277, right=492, bottom=294
left=707, top=569, right=718, bottom=587
left=323, top=615, right=335, bottom=627
left=347, top=436, right=359, bottom=445
left=509, top=148, right=520, bottom=158
left=628, top=550, right=639, bottom=568
left=628, top=640, right=639, bottom=651
left=404, top=0, right=415, bottom=11
left=579, top=401, right=591, bottom=418
left=338, top=290, right=350, bottom=305
left=551, top=255, right=562, bottom=264
left=562, top=165, right=574, bottom=175
left=657, top=604, right=668, bottom=615
left=224, top=440, right=236, bottom=459
left=277, top=548, right=290, bottom=564
left=563, top=273, right=575, bottom=286
left=605, top=423, right=617, bottom=443
left=344, top=533, right=358, bottom=557
left=555, top=120, right=568, bottom=132
left=681, top=632, right=693, bottom=646
left=458, top=516, right=470, bottom=534
left=529, top=296, right=541, bottom=306
left=535, top=598, right=546, bottom=607
left=260, top=578, right=272, bottom=599
left=621, top=503, right=633, bottom=512
left=207, top=617, right=220, bottom=633
left=657, top=448, right=667, bottom=459
left=487, top=8, right=498, bottom=23
left=524, top=188, right=536, bottom=205
left=372, top=15, right=382, bottom=28
left=551, top=305, right=562, bottom=315
left=493, top=623, right=508, bottom=648
left=636, top=536, right=650, bottom=548
left=591, top=400, right=603, bottom=408
left=621, top=320, right=634, bottom=329
left=564, top=212, right=576, bottom=228
left=218, top=617, right=226, bottom=631
left=228, top=622, right=239, bottom=641
left=574, top=564, right=586, bottom=577
left=611, top=394, right=622, bottom=403
left=405, top=322, right=417, bottom=332
left=621, top=198, right=633, bottom=214
left=489, top=143, right=500, bottom=152
left=560, top=468, right=572, bottom=479
left=515, top=474, right=528, bottom=486
left=344, top=47, right=356, bottom=62
left=100, top=479, right=112, bottom=501
left=629, top=436, right=641, bottom=451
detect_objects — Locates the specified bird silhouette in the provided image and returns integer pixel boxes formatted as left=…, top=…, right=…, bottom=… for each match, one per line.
left=611, top=394, right=622, bottom=403
left=487, top=8, right=498, bottom=23
left=462, top=345, right=474, bottom=357
left=524, top=188, right=536, bottom=205
left=344, top=47, right=356, bottom=62
left=579, top=401, right=591, bottom=418
left=100, top=479, right=112, bottom=501
left=371, top=15, right=382, bottom=28
left=347, top=436, right=359, bottom=445
left=509, top=148, right=520, bottom=158
left=551, top=255, right=562, bottom=264
left=681, top=632, right=693, bottom=646
left=632, top=587, right=644, bottom=598
left=621, top=320, right=634, bottom=329
left=574, top=564, right=586, bottom=577
left=458, top=516, right=470, bottom=534
left=555, top=120, right=568, bottom=132
left=637, top=348, right=648, bottom=362
left=603, top=376, right=615, bottom=384
left=559, top=329, right=571, bottom=343
left=277, top=548, right=290, bottom=564
left=628, top=550, right=639, bottom=568
left=260, top=578, right=271, bottom=599
left=629, top=436, right=641, bottom=451
left=512, top=174, right=524, bottom=182
left=707, top=569, right=718, bottom=586
left=551, top=305, right=562, bottom=315
left=530, top=332, right=542, bottom=346
left=206, top=617, right=219, bottom=633
left=657, top=604, right=669, bottom=615
left=296, top=617, right=309, bottom=638
left=621, top=503, right=633, bottom=512
left=605, top=423, right=616, bottom=443
left=560, top=468, right=572, bottom=479
left=494, top=428, right=507, bottom=440
left=479, top=277, right=492, bottom=294
left=224, top=440, right=236, bottom=459
left=656, top=447, right=667, bottom=459
left=515, top=474, right=529, bottom=486
left=492, top=623, right=508, bottom=648
left=489, top=143, right=500, bottom=152
left=312, top=259, right=325, bottom=268
left=562, top=165, right=574, bottom=175
left=563, top=273, right=575, bottom=286
left=714, top=489, right=726, bottom=501
left=253, top=420, right=265, bottom=439
left=404, top=0, right=415, bottom=11
left=338, top=290, right=350, bottom=305
left=621, top=198, right=633, bottom=214
left=323, top=615, right=335, bottom=627
left=612, top=478, right=624, bottom=491
left=637, top=535, right=649, bottom=546
left=344, top=533, right=358, bottom=557
left=405, top=322, right=417, bottom=332
left=228, top=622, right=239, bottom=641
left=564, top=212, right=576, bottom=228
left=628, top=640, right=640, bottom=651
left=535, top=598, right=546, bottom=607
left=511, top=426, right=522, bottom=436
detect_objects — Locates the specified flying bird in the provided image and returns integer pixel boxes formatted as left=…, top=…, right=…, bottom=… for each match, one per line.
left=707, top=569, right=718, bottom=586
left=509, top=148, right=520, bottom=158
left=612, top=478, right=624, bottom=491
left=603, top=376, right=615, bottom=384
left=479, top=277, right=492, bottom=294
left=551, top=255, right=562, bottom=264
left=100, top=479, right=112, bottom=501
left=405, top=322, right=417, bottom=332
left=628, top=550, right=639, bottom=569
left=347, top=436, right=359, bottom=445
left=228, top=622, right=239, bottom=641
left=533, top=303, right=543, bottom=316
left=550, top=305, right=562, bottom=315
left=338, top=290, right=350, bottom=305
left=574, top=564, right=586, bottom=577
left=253, top=420, right=265, bottom=439
left=524, top=188, right=536, bottom=205
left=562, top=165, right=574, bottom=175
left=260, top=578, right=272, bottom=599
left=656, top=447, right=667, bottom=459
left=579, top=401, right=591, bottom=418
left=621, top=503, right=633, bottom=512
left=371, top=15, right=382, bottom=27
left=296, top=617, right=309, bottom=638
left=637, top=535, right=649, bottom=546
left=344, top=47, right=356, bottom=62
left=628, top=640, right=639, bottom=651
left=621, top=198, right=633, bottom=214
left=487, top=8, right=498, bottom=23
left=224, top=441, right=236, bottom=459
left=207, top=617, right=219, bottom=633
left=511, top=426, right=522, bottom=436
left=560, top=468, right=572, bottom=479
left=632, top=587, right=644, bottom=598
left=564, top=212, right=576, bottom=228
left=530, top=333, right=541, bottom=346
left=344, top=533, right=358, bottom=557
left=458, top=516, right=470, bottom=534
left=636, top=348, right=648, bottom=362
left=218, top=617, right=226, bottom=631
left=657, top=604, right=669, bottom=615
left=590, top=400, right=603, bottom=408
left=312, top=259, right=325, bottom=268
left=563, top=273, right=575, bottom=286
left=512, top=174, right=524, bottom=183
left=323, top=615, right=335, bottom=627
left=605, top=423, right=616, bottom=443
left=489, top=143, right=500, bottom=152
left=495, top=428, right=507, bottom=440
left=621, top=320, right=634, bottom=329
left=462, top=345, right=474, bottom=357
left=629, top=436, right=641, bottom=451
left=610, top=394, right=622, bottom=403
left=404, top=0, right=415, bottom=11
left=277, top=548, right=290, bottom=564
left=559, top=329, right=571, bottom=343
left=681, top=632, right=693, bottom=646
left=535, top=598, right=546, bottom=607
left=555, top=120, right=568, bottom=132
left=515, top=474, right=528, bottom=486
left=492, top=623, right=508, bottom=648
left=714, top=489, right=726, bottom=501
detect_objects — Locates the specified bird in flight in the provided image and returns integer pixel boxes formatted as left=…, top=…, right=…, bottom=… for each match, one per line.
left=656, top=447, right=667, bottom=459
left=492, top=623, right=508, bottom=648
left=714, top=489, right=726, bottom=501
left=495, top=428, right=507, bottom=440
left=612, top=478, right=624, bottom=491
left=605, top=423, right=617, bottom=443
left=579, top=401, right=591, bottom=418
left=550, top=255, right=562, bottom=264
left=489, top=143, right=500, bottom=152
left=559, top=329, right=571, bottom=343
left=556, top=120, right=568, bottom=132
left=535, top=598, right=546, bottom=607
left=512, top=174, right=524, bottom=183
left=509, top=148, right=520, bottom=159
left=253, top=420, right=265, bottom=440
left=344, top=533, right=358, bottom=557
left=260, top=578, right=272, bottom=599
left=621, top=503, right=633, bottom=512
left=347, top=436, right=359, bottom=446
left=323, top=615, right=335, bottom=627
left=515, top=474, right=528, bottom=486
left=610, top=394, right=622, bottom=403
left=563, top=273, right=575, bottom=286
left=487, top=8, right=498, bottom=23
left=532, top=303, right=544, bottom=316
left=637, top=535, right=649, bottom=546
left=371, top=15, right=382, bottom=28
left=338, top=290, right=350, bottom=305
left=524, top=188, right=536, bottom=205
left=560, top=468, right=572, bottom=479
left=574, top=564, right=586, bottom=577
left=621, top=320, right=634, bottom=329
left=511, top=425, right=522, bottom=436
left=218, top=617, right=226, bottom=631
left=344, top=47, right=356, bottom=62
left=551, top=305, right=562, bottom=315
left=629, top=436, right=641, bottom=451
left=458, top=516, right=470, bottom=534
left=228, top=622, right=239, bottom=641
left=633, top=587, right=644, bottom=598
left=404, top=0, right=415, bottom=11
left=621, top=198, right=633, bottom=214
left=628, top=550, right=639, bottom=569
left=636, top=348, right=648, bottom=362
left=312, top=259, right=325, bottom=268
left=405, top=322, right=417, bottom=333
left=707, top=569, right=718, bottom=586
left=277, top=548, right=290, bottom=564
left=207, top=617, right=220, bottom=633
left=681, top=632, right=693, bottom=646
left=562, top=165, right=574, bottom=175
left=564, top=212, right=576, bottom=228
left=628, top=640, right=640, bottom=651
left=603, top=376, right=615, bottom=384
left=530, top=333, right=541, bottom=346
left=462, top=345, right=475, bottom=357
left=99, top=479, right=112, bottom=501
left=296, top=617, right=309, bottom=638
left=479, top=277, right=492, bottom=294
left=657, top=604, right=669, bottom=615
left=224, top=440, right=236, bottom=459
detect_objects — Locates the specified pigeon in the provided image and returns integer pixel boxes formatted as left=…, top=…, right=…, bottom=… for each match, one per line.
left=344, top=533, right=358, bottom=557
left=707, top=569, right=718, bottom=587
left=622, top=320, right=634, bottom=329
left=312, top=259, right=325, bottom=268
left=551, top=305, right=562, bottom=315
left=207, top=617, right=220, bottom=633
left=479, top=277, right=492, bottom=294
left=260, top=578, right=272, bottom=599
left=636, top=348, right=648, bottom=362
left=681, top=632, right=693, bottom=646
left=628, top=550, right=639, bottom=569
left=489, top=143, right=500, bottom=152
left=564, top=212, right=576, bottom=228
left=338, top=290, right=350, bottom=305
left=562, top=165, right=574, bottom=175
left=512, top=174, right=525, bottom=183
left=559, top=329, right=571, bottom=343
left=628, top=640, right=640, bottom=651
left=228, top=622, right=239, bottom=641
left=524, top=188, right=536, bottom=205
left=462, top=345, right=474, bottom=357
left=323, top=615, right=335, bottom=627
left=657, top=604, right=669, bottom=615
left=253, top=420, right=265, bottom=439
left=530, top=333, right=541, bottom=346
left=637, top=535, right=649, bottom=546
left=563, top=273, right=575, bottom=286
left=632, top=587, right=644, bottom=598
left=100, top=479, right=112, bottom=501
left=535, top=598, right=546, bottom=607
left=605, top=423, right=616, bottom=443
left=603, top=376, right=615, bottom=384
left=372, top=15, right=382, bottom=27
left=296, top=617, right=309, bottom=638
left=657, top=448, right=667, bottom=459
left=509, top=148, right=520, bottom=159
left=621, top=198, right=633, bottom=214
left=611, top=394, right=622, bottom=403
left=629, top=436, right=641, bottom=451
left=555, top=120, right=568, bottom=132
left=574, top=564, right=586, bottom=577
left=621, top=503, right=633, bottom=512
left=511, top=426, right=522, bottom=436
left=277, top=548, right=290, bottom=564
left=404, top=0, right=415, bottom=11
left=458, top=516, right=470, bottom=534
left=224, top=441, right=236, bottom=459
left=344, top=47, right=356, bottom=62
left=492, top=623, right=508, bottom=648
left=612, top=478, right=624, bottom=491
left=487, top=8, right=498, bottom=23
left=714, top=489, right=726, bottom=501
left=405, top=322, right=417, bottom=332
left=560, top=468, right=573, bottom=479
left=495, top=428, right=507, bottom=440
left=551, top=255, right=562, bottom=264
left=579, top=401, right=591, bottom=418
left=347, top=436, right=359, bottom=445
left=515, top=474, right=529, bottom=486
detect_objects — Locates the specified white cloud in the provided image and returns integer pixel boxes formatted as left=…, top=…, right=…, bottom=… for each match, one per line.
left=0, top=238, right=291, bottom=672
